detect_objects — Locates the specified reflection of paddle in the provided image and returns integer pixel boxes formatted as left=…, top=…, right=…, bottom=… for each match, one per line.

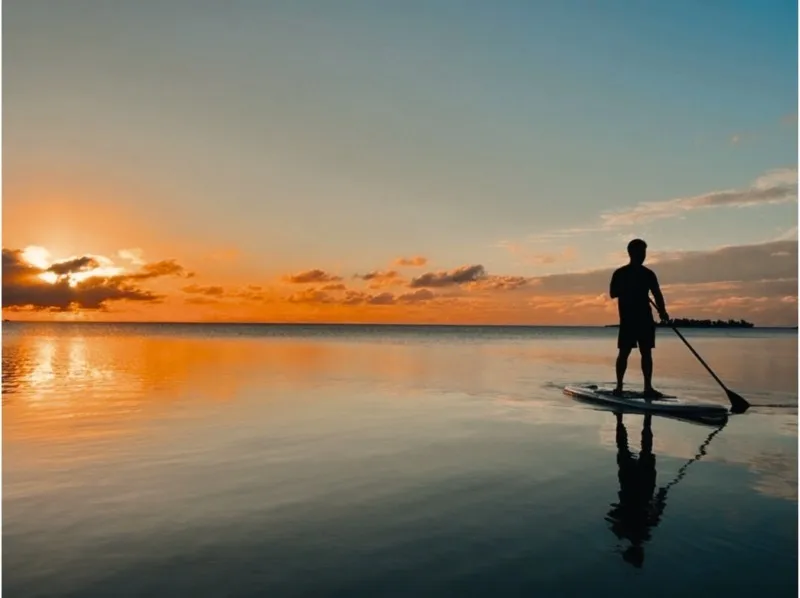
left=650, top=298, right=750, bottom=414
left=660, top=421, right=727, bottom=494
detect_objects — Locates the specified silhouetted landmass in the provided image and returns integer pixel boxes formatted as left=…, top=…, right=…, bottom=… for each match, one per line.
left=607, top=318, right=754, bottom=328
left=661, top=318, right=753, bottom=328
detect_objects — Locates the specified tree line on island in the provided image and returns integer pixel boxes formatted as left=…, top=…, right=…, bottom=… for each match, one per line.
left=657, top=317, right=754, bottom=328
left=607, top=317, right=755, bottom=328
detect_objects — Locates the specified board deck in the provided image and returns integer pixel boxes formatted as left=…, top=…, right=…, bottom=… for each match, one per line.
left=563, top=384, right=729, bottom=417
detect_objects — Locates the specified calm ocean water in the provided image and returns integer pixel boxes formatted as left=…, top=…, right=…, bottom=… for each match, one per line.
left=3, top=322, right=797, bottom=597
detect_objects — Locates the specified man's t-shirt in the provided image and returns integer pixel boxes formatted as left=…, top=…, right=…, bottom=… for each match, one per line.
left=610, top=264, right=658, bottom=324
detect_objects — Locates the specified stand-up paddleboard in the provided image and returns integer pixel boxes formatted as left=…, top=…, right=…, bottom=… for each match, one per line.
left=563, top=384, right=730, bottom=420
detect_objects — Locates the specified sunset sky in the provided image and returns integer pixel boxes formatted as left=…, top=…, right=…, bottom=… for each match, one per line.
left=3, top=1, right=798, bottom=325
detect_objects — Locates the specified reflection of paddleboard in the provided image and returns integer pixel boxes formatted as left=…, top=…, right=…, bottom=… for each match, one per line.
left=563, top=384, right=729, bottom=419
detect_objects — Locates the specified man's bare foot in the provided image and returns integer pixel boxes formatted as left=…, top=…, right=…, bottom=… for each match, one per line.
left=642, top=388, right=664, bottom=399
left=612, top=387, right=624, bottom=397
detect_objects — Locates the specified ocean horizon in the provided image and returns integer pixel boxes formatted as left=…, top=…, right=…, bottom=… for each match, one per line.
left=3, top=320, right=796, bottom=329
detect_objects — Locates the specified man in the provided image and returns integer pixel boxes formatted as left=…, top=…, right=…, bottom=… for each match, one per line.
left=609, top=239, right=669, bottom=398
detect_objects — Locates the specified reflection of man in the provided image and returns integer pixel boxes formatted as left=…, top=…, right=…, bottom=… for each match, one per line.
left=605, top=413, right=667, bottom=568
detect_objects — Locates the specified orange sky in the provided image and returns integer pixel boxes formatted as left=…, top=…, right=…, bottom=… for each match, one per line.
left=2, top=181, right=796, bottom=326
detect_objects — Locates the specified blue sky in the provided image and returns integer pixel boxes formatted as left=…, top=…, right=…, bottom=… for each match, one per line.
left=2, top=1, right=797, bottom=323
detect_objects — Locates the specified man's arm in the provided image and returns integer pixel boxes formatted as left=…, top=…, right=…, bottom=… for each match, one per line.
left=610, top=270, right=619, bottom=299
left=650, top=271, right=668, bottom=321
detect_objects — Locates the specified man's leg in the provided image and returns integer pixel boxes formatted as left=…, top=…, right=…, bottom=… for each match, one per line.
left=640, top=322, right=660, bottom=397
left=615, top=346, right=632, bottom=393
left=640, top=347, right=653, bottom=392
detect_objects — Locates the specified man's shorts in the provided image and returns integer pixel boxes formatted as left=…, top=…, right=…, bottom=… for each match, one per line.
left=618, top=318, right=656, bottom=350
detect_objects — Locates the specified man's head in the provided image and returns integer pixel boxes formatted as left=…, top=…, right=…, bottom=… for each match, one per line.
left=627, top=239, right=647, bottom=265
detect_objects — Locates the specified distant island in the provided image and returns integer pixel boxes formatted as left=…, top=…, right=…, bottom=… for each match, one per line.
left=606, top=318, right=755, bottom=329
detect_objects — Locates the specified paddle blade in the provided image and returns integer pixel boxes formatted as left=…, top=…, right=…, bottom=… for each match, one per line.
left=727, top=389, right=750, bottom=414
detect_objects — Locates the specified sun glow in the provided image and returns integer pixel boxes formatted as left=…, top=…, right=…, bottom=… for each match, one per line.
left=22, top=246, right=51, bottom=270
left=39, top=272, right=59, bottom=284
left=68, top=266, right=123, bottom=286
left=23, top=246, right=126, bottom=287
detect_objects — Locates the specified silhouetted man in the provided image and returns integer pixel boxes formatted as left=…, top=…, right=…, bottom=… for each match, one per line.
left=609, top=239, right=668, bottom=398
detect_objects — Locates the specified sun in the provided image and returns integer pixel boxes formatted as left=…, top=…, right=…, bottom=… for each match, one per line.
left=22, top=246, right=51, bottom=270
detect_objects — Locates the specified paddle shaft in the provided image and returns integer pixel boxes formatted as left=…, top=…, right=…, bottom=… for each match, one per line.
left=648, top=298, right=729, bottom=392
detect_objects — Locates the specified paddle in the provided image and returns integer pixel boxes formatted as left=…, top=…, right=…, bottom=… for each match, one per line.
left=649, top=298, right=751, bottom=414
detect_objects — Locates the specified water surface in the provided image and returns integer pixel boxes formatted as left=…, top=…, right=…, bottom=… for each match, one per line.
left=3, top=323, right=797, bottom=597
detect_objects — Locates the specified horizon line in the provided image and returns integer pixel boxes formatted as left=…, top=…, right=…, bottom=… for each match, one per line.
left=2, top=320, right=797, bottom=329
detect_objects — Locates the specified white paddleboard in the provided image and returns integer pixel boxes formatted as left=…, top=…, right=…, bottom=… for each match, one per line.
left=563, top=384, right=729, bottom=417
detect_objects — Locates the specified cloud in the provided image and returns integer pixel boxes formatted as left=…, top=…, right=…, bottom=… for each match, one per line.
left=287, top=288, right=334, bottom=304
left=397, top=289, right=435, bottom=303
left=118, top=248, right=146, bottom=266
left=184, top=296, right=222, bottom=306
left=2, top=249, right=163, bottom=311
left=468, top=275, right=532, bottom=291
left=354, top=270, right=406, bottom=289
left=182, top=284, right=225, bottom=297
left=600, top=167, right=798, bottom=227
left=368, top=292, right=395, bottom=305
left=321, top=283, right=347, bottom=291
left=395, top=256, right=428, bottom=267
left=355, top=270, right=401, bottom=282
left=283, top=285, right=437, bottom=307
left=283, top=269, right=343, bottom=284
left=409, top=264, right=486, bottom=288
left=180, top=283, right=270, bottom=305
left=47, top=256, right=101, bottom=276
left=128, top=259, right=194, bottom=280
left=505, top=166, right=798, bottom=248
left=340, top=290, right=367, bottom=305
left=773, top=226, right=798, bottom=242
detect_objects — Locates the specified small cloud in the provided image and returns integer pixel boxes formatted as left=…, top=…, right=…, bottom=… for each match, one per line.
left=774, top=226, right=798, bottom=242
left=355, top=270, right=400, bottom=282
left=397, top=289, right=435, bottom=303
left=394, top=256, right=428, bottom=267
left=283, top=269, right=343, bottom=284
left=129, top=259, right=193, bottom=280
left=354, top=270, right=405, bottom=289
left=118, top=248, right=146, bottom=266
left=321, top=283, right=347, bottom=291
left=730, top=134, right=741, bottom=145
left=182, top=284, right=225, bottom=296
left=341, top=290, right=368, bottom=305
left=287, top=288, right=333, bottom=304
left=409, top=264, right=486, bottom=288
left=47, top=256, right=101, bottom=276
left=368, top=292, right=395, bottom=305
left=185, top=296, right=223, bottom=306
left=469, top=275, right=532, bottom=291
